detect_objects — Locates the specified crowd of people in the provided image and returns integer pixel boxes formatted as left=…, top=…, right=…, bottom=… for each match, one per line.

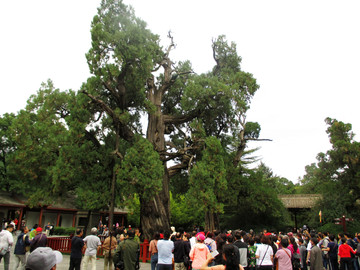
left=147, top=227, right=360, bottom=270
left=0, top=223, right=62, bottom=270
left=2, top=221, right=360, bottom=270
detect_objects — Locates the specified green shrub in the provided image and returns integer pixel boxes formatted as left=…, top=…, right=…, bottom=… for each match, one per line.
left=53, top=227, right=76, bottom=236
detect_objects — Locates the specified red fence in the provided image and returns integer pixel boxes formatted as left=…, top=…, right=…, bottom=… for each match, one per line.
left=47, top=237, right=151, bottom=262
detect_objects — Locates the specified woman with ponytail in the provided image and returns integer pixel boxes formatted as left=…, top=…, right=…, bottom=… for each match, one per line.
left=200, top=244, right=244, bottom=270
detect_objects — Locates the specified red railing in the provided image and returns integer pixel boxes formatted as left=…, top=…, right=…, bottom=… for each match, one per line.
left=47, top=237, right=151, bottom=262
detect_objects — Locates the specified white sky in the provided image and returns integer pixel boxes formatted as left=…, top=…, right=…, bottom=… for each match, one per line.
left=1, top=0, right=359, bottom=182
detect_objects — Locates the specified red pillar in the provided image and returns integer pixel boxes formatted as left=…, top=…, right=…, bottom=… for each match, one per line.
left=18, top=208, right=24, bottom=230
left=72, top=213, right=76, bottom=227
left=38, top=208, right=43, bottom=227
left=56, top=213, right=61, bottom=227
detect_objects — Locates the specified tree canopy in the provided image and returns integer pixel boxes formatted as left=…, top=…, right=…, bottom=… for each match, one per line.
left=0, top=0, right=297, bottom=237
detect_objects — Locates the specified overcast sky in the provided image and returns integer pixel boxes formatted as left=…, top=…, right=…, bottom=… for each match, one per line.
left=1, top=0, right=359, bottom=182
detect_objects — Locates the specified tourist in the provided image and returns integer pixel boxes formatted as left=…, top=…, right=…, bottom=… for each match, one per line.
left=309, top=237, right=323, bottom=270
left=190, top=233, right=211, bottom=270
left=30, top=227, right=47, bottom=253
left=255, top=235, right=273, bottom=270
left=157, top=231, right=174, bottom=270
left=69, top=228, right=84, bottom=270
left=274, top=238, right=292, bottom=270
left=200, top=244, right=244, bottom=270
left=103, top=230, right=117, bottom=270
left=149, top=233, right=160, bottom=270
left=26, top=247, right=62, bottom=270
left=14, top=226, right=30, bottom=270
left=115, top=229, right=140, bottom=270
left=0, top=224, right=14, bottom=270
left=82, top=227, right=102, bottom=270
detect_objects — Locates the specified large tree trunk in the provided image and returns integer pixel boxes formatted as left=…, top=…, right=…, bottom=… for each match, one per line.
left=141, top=88, right=170, bottom=240
left=205, top=208, right=216, bottom=232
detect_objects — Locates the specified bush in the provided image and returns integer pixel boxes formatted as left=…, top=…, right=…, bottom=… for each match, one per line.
left=53, top=227, right=76, bottom=236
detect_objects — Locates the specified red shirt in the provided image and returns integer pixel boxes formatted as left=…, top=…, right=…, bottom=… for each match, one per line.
left=338, top=244, right=355, bottom=258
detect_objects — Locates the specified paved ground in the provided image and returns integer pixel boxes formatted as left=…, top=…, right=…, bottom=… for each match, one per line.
left=1, top=246, right=151, bottom=270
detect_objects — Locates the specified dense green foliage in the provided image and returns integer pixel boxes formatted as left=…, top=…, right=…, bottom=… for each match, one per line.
left=299, top=118, right=360, bottom=233
left=0, top=0, right=303, bottom=234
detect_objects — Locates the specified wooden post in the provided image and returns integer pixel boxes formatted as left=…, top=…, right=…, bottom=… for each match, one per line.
left=72, top=213, right=76, bottom=228
left=39, top=208, right=43, bottom=227
left=18, top=208, right=24, bottom=230
left=56, top=213, right=61, bottom=227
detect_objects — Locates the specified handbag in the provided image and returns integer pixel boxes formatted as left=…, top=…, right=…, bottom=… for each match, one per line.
left=256, top=245, right=269, bottom=269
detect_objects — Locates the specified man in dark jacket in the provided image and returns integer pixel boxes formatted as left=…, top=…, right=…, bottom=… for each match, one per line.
left=69, top=229, right=84, bottom=270
left=115, top=230, right=140, bottom=270
left=30, top=227, right=47, bottom=253
left=14, top=226, right=30, bottom=270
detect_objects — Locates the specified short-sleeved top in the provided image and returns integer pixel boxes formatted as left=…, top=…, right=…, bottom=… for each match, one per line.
left=255, top=244, right=273, bottom=266
left=83, top=235, right=101, bottom=256
left=275, top=248, right=292, bottom=270
left=157, top=239, right=174, bottom=265
left=71, top=236, right=84, bottom=258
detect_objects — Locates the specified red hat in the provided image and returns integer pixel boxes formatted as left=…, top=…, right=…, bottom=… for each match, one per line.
left=36, top=227, right=43, bottom=232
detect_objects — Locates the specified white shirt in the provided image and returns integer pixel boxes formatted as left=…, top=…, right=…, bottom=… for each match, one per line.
left=83, top=235, right=101, bottom=256
left=0, top=230, right=14, bottom=252
left=190, top=237, right=196, bottom=249
left=157, top=239, right=174, bottom=264
left=256, top=244, right=273, bottom=266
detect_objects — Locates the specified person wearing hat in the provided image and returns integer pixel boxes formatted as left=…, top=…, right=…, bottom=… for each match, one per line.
left=30, top=227, right=47, bottom=253
left=190, top=233, right=211, bottom=270
left=26, top=247, right=63, bottom=270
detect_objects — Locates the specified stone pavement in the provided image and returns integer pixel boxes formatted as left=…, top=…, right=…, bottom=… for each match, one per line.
left=1, top=246, right=151, bottom=270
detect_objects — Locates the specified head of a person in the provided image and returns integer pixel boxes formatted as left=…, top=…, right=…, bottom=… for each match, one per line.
left=310, top=237, right=318, bottom=246
left=227, top=234, right=235, bottom=244
left=329, top=234, right=336, bottom=242
left=35, top=227, right=43, bottom=235
left=196, top=233, right=205, bottom=243
left=183, top=232, right=190, bottom=241
left=206, top=232, right=214, bottom=239
left=26, top=247, right=63, bottom=270
left=127, top=229, right=135, bottom=238
left=175, top=232, right=181, bottom=239
left=280, top=238, right=289, bottom=248
left=6, top=224, right=14, bottom=232
left=249, top=238, right=255, bottom=246
left=341, top=237, right=347, bottom=244
left=21, top=226, right=29, bottom=234
left=90, top=227, right=98, bottom=235
left=153, top=232, right=160, bottom=240
left=75, top=228, right=83, bottom=237
left=234, top=231, right=242, bottom=240
left=222, top=244, right=240, bottom=270
left=290, top=237, right=298, bottom=251
left=260, top=235, right=270, bottom=245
